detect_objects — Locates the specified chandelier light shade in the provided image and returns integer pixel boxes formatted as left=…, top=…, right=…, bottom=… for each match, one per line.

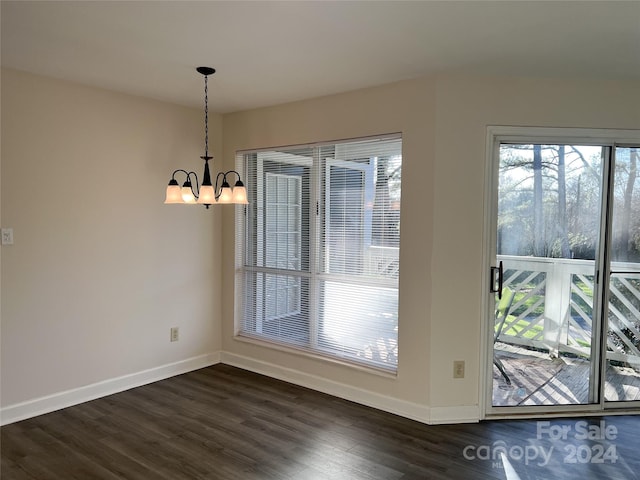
left=164, top=67, right=248, bottom=208
left=164, top=179, right=182, bottom=203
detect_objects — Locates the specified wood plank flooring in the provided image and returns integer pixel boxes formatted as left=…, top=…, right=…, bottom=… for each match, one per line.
left=2, top=364, right=639, bottom=479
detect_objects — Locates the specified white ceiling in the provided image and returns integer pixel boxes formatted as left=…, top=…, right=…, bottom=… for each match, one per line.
left=2, top=1, right=639, bottom=113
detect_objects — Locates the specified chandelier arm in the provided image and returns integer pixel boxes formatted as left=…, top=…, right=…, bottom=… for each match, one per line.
left=171, top=168, right=192, bottom=180
left=187, top=171, right=200, bottom=198
left=214, top=171, right=227, bottom=199
left=223, top=170, right=242, bottom=181
left=171, top=170, right=201, bottom=197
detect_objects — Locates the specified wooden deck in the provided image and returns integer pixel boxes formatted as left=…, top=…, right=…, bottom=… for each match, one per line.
left=493, top=342, right=640, bottom=407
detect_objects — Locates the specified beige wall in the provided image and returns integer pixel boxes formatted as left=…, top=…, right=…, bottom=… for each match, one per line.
left=1, top=69, right=222, bottom=407
left=223, top=77, right=435, bottom=408
left=430, top=75, right=640, bottom=409
left=223, top=74, right=639, bottom=417
left=2, top=67, right=638, bottom=422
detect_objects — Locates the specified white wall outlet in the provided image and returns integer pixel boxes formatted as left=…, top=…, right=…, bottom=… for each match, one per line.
left=453, top=360, right=465, bottom=379
left=170, top=327, right=179, bottom=342
left=1, top=228, right=14, bottom=245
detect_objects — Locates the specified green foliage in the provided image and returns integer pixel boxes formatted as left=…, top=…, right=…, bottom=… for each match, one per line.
left=571, top=277, right=594, bottom=314
left=500, top=317, right=544, bottom=339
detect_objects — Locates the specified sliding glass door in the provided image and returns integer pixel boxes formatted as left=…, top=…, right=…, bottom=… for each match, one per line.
left=486, top=129, right=640, bottom=414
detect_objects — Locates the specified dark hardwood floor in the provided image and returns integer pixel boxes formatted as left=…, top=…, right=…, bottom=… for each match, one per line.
left=2, top=364, right=639, bottom=479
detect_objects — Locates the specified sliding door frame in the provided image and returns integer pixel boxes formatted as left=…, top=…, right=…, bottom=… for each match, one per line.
left=481, top=126, right=640, bottom=419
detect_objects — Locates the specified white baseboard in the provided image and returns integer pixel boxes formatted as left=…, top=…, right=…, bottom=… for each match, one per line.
left=0, top=352, right=220, bottom=426
left=2, top=351, right=481, bottom=426
left=221, top=351, right=433, bottom=424
left=429, top=405, right=480, bottom=424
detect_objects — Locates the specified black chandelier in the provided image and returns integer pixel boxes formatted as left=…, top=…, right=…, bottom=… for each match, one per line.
left=165, top=67, right=247, bottom=208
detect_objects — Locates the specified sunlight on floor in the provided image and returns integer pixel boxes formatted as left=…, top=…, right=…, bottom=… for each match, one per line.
left=500, top=453, right=522, bottom=480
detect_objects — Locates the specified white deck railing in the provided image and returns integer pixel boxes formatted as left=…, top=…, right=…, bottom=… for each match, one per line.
left=497, top=255, right=640, bottom=367
left=366, top=245, right=399, bottom=278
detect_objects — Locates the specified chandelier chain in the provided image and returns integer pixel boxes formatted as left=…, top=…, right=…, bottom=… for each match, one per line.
left=204, top=74, right=209, bottom=158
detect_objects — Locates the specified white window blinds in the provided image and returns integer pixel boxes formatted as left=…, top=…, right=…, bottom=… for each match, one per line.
left=236, top=134, right=401, bottom=371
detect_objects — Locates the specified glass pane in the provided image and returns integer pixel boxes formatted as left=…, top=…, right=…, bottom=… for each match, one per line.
left=264, top=172, right=303, bottom=271
left=318, top=279, right=398, bottom=369
left=493, top=144, right=603, bottom=407
left=241, top=271, right=308, bottom=341
left=605, top=146, right=640, bottom=402
left=327, top=166, right=366, bottom=275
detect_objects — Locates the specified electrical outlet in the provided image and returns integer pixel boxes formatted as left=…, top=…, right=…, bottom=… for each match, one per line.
left=1, top=228, right=14, bottom=245
left=170, top=327, right=179, bottom=342
left=453, top=360, right=465, bottom=379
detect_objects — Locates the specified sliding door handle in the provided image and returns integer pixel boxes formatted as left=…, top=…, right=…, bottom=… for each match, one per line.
left=490, top=261, right=503, bottom=299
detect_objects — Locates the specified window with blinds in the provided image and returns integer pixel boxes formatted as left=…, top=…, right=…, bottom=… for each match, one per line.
left=236, top=134, right=402, bottom=371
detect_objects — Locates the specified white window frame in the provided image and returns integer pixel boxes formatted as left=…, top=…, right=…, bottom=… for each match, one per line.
left=235, top=134, right=402, bottom=372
